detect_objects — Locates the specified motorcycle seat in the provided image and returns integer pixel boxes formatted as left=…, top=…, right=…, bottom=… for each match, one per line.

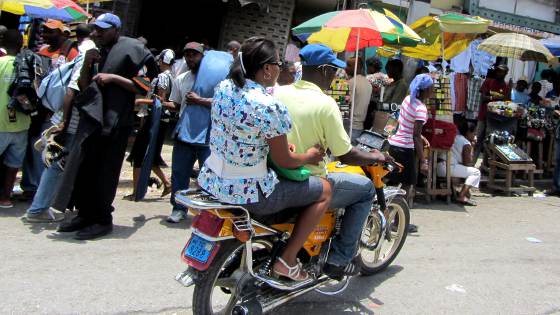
left=175, top=188, right=244, bottom=210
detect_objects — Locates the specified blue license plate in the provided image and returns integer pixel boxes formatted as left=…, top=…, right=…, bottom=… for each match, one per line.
left=184, top=235, right=216, bottom=264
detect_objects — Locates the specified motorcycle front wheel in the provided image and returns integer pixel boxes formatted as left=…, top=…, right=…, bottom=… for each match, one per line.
left=357, top=195, right=410, bottom=275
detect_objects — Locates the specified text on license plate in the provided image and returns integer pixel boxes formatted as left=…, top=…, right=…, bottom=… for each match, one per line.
left=184, top=235, right=216, bottom=264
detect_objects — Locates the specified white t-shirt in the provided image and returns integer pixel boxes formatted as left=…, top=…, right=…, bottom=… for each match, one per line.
left=538, top=80, right=553, bottom=99
left=171, top=58, right=189, bottom=79
left=441, top=134, right=471, bottom=165
left=169, top=71, right=196, bottom=116
left=349, top=74, right=373, bottom=130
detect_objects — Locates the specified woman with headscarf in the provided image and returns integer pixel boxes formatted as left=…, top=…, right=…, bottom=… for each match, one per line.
left=388, top=74, right=434, bottom=221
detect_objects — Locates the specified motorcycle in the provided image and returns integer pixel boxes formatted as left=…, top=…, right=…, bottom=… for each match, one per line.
left=175, top=131, right=410, bottom=314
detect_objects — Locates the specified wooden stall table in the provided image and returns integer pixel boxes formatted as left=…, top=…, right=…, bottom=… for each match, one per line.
left=418, top=148, right=452, bottom=204
left=487, top=144, right=536, bottom=196
left=524, top=140, right=544, bottom=178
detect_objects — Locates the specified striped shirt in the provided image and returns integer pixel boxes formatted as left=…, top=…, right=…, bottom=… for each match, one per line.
left=388, top=95, right=428, bottom=149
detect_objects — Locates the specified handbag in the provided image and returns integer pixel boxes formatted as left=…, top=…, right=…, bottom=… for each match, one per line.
left=422, top=118, right=457, bottom=149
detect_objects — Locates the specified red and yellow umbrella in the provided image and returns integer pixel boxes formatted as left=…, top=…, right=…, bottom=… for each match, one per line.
left=1, top=0, right=89, bottom=21
left=293, top=8, right=422, bottom=137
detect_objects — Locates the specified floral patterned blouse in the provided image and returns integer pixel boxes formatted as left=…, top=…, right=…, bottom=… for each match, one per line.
left=198, top=79, right=292, bottom=204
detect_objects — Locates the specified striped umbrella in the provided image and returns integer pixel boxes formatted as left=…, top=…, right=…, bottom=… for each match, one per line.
left=478, top=33, right=555, bottom=63
left=293, top=9, right=422, bottom=52
left=74, top=0, right=113, bottom=14
left=292, top=8, right=422, bottom=138
left=1, top=0, right=89, bottom=21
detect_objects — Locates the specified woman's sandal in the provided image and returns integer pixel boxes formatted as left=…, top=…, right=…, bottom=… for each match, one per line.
left=161, top=185, right=172, bottom=197
left=273, top=257, right=310, bottom=282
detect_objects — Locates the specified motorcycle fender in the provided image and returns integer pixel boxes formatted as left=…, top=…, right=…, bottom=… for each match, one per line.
left=379, top=186, right=406, bottom=203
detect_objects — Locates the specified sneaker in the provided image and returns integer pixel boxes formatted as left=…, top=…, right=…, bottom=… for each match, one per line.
left=0, top=199, right=14, bottom=208
left=323, top=261, right=360, bottom=281
left=26, top=208, right=65, bottom=223
left=57, top=216, right=93, bottom=233
left=167, top=210, right=186, bottom=223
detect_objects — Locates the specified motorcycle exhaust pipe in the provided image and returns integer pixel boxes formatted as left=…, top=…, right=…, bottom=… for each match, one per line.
left=232, top=278, right=332, bottom=315
left=261, top=276, right=333, bottom=313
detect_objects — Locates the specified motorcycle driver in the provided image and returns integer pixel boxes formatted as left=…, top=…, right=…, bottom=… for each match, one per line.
left=274, top=44, right=389, bottom=280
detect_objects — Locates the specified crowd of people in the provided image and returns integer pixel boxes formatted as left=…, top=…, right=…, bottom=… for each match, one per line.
left=1, top=12, right=560, bottom=281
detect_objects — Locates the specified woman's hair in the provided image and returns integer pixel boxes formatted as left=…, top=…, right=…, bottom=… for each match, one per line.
left=229, top=36, right=278, bottom=88
left=457, top=119, right=476, bottom=137
left=366, top=57, right=382, bottom=73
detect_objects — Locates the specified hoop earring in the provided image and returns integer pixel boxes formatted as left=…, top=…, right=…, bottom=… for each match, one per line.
left=264, top=72, right=272, bottom=80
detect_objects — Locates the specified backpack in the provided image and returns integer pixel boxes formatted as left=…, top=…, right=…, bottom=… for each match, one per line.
left=36, top=54, right=82, bottom=113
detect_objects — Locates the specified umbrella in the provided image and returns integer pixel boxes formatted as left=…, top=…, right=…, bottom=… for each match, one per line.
left=293, top=9, right=422, bottom=52
left=292, top=8, right=422, bottom=138
left=478, top=32, right=555, bottom=63
left=379, top=13, right=491, bottom=61
left=74, top=0, right=113, bottom=14
left=541, top=36, right=560, bottom=57
left=1, top=0, right=89, bottom=21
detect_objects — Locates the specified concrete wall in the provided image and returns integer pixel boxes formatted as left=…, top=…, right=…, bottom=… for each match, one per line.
left=479, top=0, right=557, bottom=23
left=218, top=0, right=296, bottom=55
left=430, top=0, right=464, bottom=10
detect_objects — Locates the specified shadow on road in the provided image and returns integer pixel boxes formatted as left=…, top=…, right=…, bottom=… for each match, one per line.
left=158, top=214, right=193, bottom=229
left=0, top=202, right=29, bottom=218
left=44, top=213, right=167, bottom=242
left=275, top=265, right=404, bottom=314
left=412, top=199, right=468, bottom=213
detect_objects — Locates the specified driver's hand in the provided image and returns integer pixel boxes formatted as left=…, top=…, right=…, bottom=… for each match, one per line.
left=383, top=152, right=394, bottom=163
left=305, top=145, right=325, bottom=165
left=370, top=149, right=386, bottom=162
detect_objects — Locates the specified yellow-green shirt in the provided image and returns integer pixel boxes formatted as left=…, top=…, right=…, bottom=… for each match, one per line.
left=275, top=80, right=352, bottom=176
left=0, top=56, right=30, bottom=132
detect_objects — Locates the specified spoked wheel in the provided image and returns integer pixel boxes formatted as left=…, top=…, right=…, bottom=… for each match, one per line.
left=357, top=196, right=410, bottom=275
left=192, top=239, right=272, bottom=315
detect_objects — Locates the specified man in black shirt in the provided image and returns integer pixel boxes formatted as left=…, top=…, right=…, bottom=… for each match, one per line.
left=57, top=13, right=157, bottom=240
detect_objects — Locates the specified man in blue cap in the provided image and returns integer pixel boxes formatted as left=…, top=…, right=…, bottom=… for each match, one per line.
left=274, top=44, right=389, bottom=280
left=55, top=13, right=158, bottom=240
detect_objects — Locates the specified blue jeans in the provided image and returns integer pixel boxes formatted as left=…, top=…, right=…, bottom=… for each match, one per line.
left=554, top=138, right=560, bottom=192
left=26, top=134, right=75, bottom=215
left=326, top=172, right=375, bottom=266
left=21, top=121, right=50, bottom=193
left=170, top=140, right=210, bottom=212
left=26, top=163, right=63, bottom=214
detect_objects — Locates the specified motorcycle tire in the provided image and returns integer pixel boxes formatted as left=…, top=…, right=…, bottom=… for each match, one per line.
left=358, top=195, right=410, bottom=275
left=192, top=239, right=244, bottom=315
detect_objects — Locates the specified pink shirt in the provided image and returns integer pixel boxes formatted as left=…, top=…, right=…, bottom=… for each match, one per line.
left=389, top=96, right=428, bottom=149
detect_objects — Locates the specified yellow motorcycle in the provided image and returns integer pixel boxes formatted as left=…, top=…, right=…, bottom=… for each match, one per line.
left=175, top=131, right=410, bottom=314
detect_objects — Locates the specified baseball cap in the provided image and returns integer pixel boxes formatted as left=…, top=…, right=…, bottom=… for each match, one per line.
left=183, top=42, right=204, bottom=54
left=93, top=13, right=121, bottom=29
left=158, top=49, right=176, bottom=65
left=43, top=19, right=65, bottom=32
left=299, top=44, right=346, bottom=68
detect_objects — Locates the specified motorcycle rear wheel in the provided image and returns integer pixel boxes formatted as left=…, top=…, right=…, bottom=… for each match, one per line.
left=357, top=195, right=410, bottom=275
left=192, top=239, right=272, bottom=315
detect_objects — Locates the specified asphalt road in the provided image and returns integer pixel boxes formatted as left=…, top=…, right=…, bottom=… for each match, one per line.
left=1, top=192, right=559, bottom=315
